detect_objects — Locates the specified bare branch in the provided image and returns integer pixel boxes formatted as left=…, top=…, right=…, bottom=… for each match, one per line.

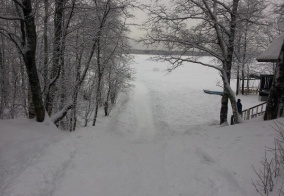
left=164, top=55, right=223, bottom=72
left=11, top=0, right=26, bottom=9
left=0, top=29, right=23, bottom=54
left=0, top=15, right=24, bottom=21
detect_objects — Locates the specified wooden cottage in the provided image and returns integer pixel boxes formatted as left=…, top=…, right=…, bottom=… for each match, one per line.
left=232, top=33, right=284, bottom=124
left=256, top=33, right=284, bottom=120
left=256, top=33, right=284, bottom=101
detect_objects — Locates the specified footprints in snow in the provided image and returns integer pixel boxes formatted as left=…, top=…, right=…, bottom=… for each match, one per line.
left=195, top=147, right=244, bottom=194
left=195, top=148, right=217, bottom=165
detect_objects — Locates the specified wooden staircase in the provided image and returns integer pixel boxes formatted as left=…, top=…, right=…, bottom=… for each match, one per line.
left=231, top=102, right=267, bottom=125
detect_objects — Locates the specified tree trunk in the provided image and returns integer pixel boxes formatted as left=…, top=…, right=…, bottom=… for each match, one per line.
left=46, top=0, right=64, bottom=116
left=92, top=74, right=102, bottom=126
left=236, top=64, right=240, bottom=95
left=246, top=71, right=249, bottom=95
left=43, top=0, right=49, bottom=102
left=28, top=85, right=35, bottom=119
left=22, top=0, right=45, bottom=122
left=19, top=57, right=28, bottom=117
left=59, top=40, right=66, bottom=113
left=59, top=41, right=66, bottom=129
left=92, top=34, right=104, bottom=126
left=220, top=92, right=229, bottom=124
left=264, top=41, right=284, bottom=120
left=221, top=70, right=242, bottom=124
left=69, top=55, right=81, bottom=131
left=241, top=21, right=249, bottom=95
left=92, top=42, right=102, bottom=127
left=236, top=35, right=242, bottom=96
left=0, top=39, right=4, bottom=119
left=241, top=68, right=245, bottom=95
left=219, top=0, right=240, bottom=125
left=11, top=74, right=17, bottom=118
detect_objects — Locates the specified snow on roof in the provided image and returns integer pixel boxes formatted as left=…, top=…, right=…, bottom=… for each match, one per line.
left=256, top=33, right=284, bottom=62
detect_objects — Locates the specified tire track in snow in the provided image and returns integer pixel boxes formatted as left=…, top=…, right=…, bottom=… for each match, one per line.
left=133, top=82, right=156, bottom=141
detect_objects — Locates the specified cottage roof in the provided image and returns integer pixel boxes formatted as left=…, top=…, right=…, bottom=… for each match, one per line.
left=256, top=33, right=284, bottom=62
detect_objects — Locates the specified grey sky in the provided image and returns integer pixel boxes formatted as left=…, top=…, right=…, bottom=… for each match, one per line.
left=127, top=0, right=283, bottom=49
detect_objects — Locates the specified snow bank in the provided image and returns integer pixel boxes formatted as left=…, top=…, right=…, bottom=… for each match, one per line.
left=0, top=117, right=67, bottom=195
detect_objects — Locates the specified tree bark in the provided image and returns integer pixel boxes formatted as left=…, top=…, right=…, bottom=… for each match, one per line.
left=236, top=64, right=240, bottom=95
left=28, top=85, right=35, bottom=119
left=43, top=0, right=49, bottom=102
left=220, top=92, right=229, bottom=124
left=69, top=49, right=82, bottom=131
left=241, top=67, right=245, bottom=95
left=0, top=38, right=4, bottom=119
left=46, top=0, right=64, bottom=116
left=22, top=0, right=45, bottom=122
left=92, top=42, right=103, bottom=126
left=219, top=0, right=240, bottom=124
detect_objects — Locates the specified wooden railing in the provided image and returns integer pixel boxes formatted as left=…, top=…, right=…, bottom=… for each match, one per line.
left=231, top=102, right=267, bottom=125
left=239, top=87, right=259, bottom=95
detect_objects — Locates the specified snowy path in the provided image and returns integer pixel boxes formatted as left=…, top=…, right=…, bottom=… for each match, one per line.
left=133, top=82, right=156, bottom=141
left=51, top=82, right=170, bottom=196
left=0, top=55, right=277, bottom=196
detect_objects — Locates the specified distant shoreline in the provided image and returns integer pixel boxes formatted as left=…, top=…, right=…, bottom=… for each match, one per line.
left=128, top=49, right=208, bottom=56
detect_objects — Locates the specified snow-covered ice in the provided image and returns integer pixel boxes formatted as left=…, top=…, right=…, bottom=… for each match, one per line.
left=0, top=55, right=280, bottom=196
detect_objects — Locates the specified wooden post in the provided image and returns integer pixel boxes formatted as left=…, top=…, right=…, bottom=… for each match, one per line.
left=247, top=109, right=250, bottom=120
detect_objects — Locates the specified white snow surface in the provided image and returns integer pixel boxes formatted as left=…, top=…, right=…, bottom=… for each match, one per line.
left=0, top=55, right=281, bottom=196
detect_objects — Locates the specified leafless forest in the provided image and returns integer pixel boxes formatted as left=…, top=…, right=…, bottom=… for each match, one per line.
left=0, top=0, right=283, bottom=129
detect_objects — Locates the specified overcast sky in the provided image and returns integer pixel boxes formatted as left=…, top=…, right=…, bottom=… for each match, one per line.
left=127, top=0, right=172, bottom=49
left=127, top=0, right=283, bottom=49
left=127, top=1, right=152, bottom=39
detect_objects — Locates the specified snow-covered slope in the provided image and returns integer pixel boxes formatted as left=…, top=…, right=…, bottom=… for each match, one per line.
left=0, top=55, right=277, bottom=196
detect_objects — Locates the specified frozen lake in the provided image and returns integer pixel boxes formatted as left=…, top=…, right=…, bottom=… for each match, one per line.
left=131, top=54, right=261, bottom=130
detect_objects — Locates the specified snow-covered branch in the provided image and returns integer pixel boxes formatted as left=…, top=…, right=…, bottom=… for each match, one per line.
left=164, top=56, right=223, bottom=72
left=51, top=104, right=73, bottom=124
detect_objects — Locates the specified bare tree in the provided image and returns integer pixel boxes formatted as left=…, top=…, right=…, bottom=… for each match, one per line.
left=0, top=0, right=134, bottom=130
left=143, top=0, right=253, bottom=124
left=233, top=0, right=267, bottom=95
left=91, top=0, right=132, bottom=126
left=50, top=0, right=133, bottom=126
left=0, top=0, right=45, bottom=122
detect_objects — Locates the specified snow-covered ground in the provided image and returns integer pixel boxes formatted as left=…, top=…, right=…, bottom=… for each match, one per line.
left=0, top=54, right=280, bottom=196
